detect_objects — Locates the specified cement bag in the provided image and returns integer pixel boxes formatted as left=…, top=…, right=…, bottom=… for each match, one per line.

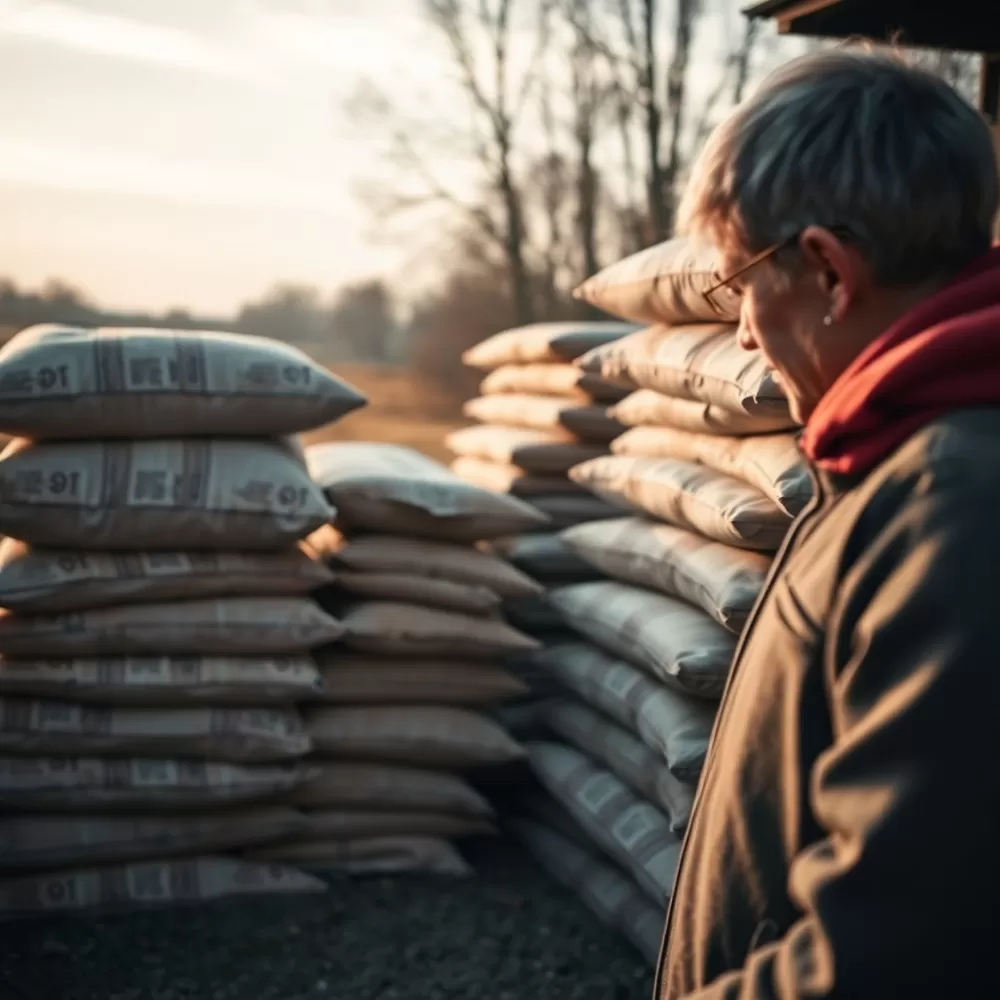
left=248, top=836, right=471, bottom=876
left=0, top=438, right=333, bottom=550
left=0, top=856, right=325, bottom=918
left=307, top=705, right=526, bottom=769
left=502, top=595, right=563, bottom=634
left=534, top=643, right=714, bottom=782
left=0, top=757, right=312, bottom=812
left=562, top=518, right=770, bottom=632
left=0, top=596, right=343, bottom=658
left=463, top=395, right=625, bottom=443
left=528, top=741, right=681, bottom=906
left=451, top=457, right=588, bottom=498
left=0, top=656, right=323, bottom=705
left=545, top=700, right=695, bottom=832
left=548, top=582, right=735, bottom=699
left=578, top=325, right=787, bottom=418
left=481, top=363, right=629, bottom=402
left=335, top=571, right=500, bottom=615
left=0, top=700, right=310, bottom=761
left=297, top=809, right=496, bottom=841
left=447, top=425, right=606, bottom=476
left=511, top=820, right=664, bottom=965
left=462, top=322, right=638, bottom=369
left=530, top=495, right=625, bottom=530
left=307, top=527, right=541, bottom=598
left=491, top=533, right=603, bottom=583
left=572, top=236, right=740, bottom=326
left=290, top=762, right=494, bottom=818
left=0, top=325, right=366, bottom=439
left=611, top=390, right=795, bottom=436
left=612, top=427, right=809, bottom=517
left=570, top=455, right=788, bottom=552
left=0, top=539, right=333, bottom=614
left=306, top=442, right=547, bottom=541
left=0, top=807, right=306, bottom=872
left=338, top=602, right=538, bottom=659
left=313, top=659, right=527, bottom=706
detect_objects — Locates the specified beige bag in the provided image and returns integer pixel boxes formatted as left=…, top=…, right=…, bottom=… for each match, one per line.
left=306, top=527, right=542, bottom=598
left=611, top=390, right=795, bottom=436
left=578, top=325, right=787, bottom=418
left=314, top=660, right=527, bottom=706
left=529, top=494, right=624, bottom=529
left=0, top=437, right=333, bottom=550
left=0, top=856, right=325, bottom=917
left=612, top=427, right=809, bottom=516
left=0, top=757, right=313, bottom=812
left=447, top=425, right=607, bottom=475
left=549, top=582, right=735, bottom=699
left=462, top=322, right=638, bottom=369
left=562, top=518, right=770, bottom=632
left=463, top=395, right=624, bottom=443
left=534, top=643, right=714, bottom=782
left=0, top=700, right=310, bottom=761
left=307, top=705, right=526, bottom=769
left=528, top=741, right=681, bottom=906
left=338, top=602, right=538, bottom=659
left=0, top=656, right=323, bottom=706
left=572, top=236, right=740, bottom=326
left=511, top=820, right=664, bottom=965
left=451, top=457, right=587, bottom=498
left=335, top=571, right=500, bottom=615
left=490, top=533, right=602, bottom=583
left=290, top=762, right=494, bottom=818
left=0, top=325, right=366, bottom=439
left=480, top=363, right=628, bottom=402
left=296, top=809, right=496, bottom=841
left=0, top=596, right=343, bottom=658
left=248, top=836, right=471, bottom=876
left=545, top=701, right=696, bottom=832
left=570, top=455, right=788, bottom=551
left=306, top=442, right=547, bottom=542
left=0, top=807, right=306, bottom=872
left=0, top=538, right=333, bottom=613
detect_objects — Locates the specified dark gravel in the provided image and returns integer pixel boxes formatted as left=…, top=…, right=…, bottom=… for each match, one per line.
left=0, top=838, right=653, bottom=1000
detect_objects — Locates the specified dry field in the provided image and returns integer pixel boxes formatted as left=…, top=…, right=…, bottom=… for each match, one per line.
left=301, top=363, right=466, bottom=463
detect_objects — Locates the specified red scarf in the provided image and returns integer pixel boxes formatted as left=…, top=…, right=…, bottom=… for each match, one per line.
left=801, top=246, right=1000, bottom=476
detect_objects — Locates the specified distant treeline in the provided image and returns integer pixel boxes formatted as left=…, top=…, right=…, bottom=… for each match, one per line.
left=0, top=278, right=406, bottom=368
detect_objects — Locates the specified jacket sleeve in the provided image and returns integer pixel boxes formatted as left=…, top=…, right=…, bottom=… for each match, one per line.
left=682, top=476, right=1000, bottom=999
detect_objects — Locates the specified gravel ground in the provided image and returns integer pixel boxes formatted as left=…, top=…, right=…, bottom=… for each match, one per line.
left=0, top=838, right=654, bottom=1000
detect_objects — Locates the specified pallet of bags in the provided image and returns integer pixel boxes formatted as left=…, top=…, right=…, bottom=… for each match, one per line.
left=0, top=324, right=364, bottom=915
left=447, top=321, right=640, bottom=532
left=248, top=442, right=539, bottom=875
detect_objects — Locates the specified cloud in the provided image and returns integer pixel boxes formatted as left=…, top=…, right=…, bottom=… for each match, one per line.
left=0, top=134, right=359, bottom=217
left=0, top=0, right=253, bottom=78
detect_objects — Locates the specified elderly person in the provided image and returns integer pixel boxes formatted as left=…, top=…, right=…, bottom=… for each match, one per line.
left=656, top=48, right=1000, bottom=999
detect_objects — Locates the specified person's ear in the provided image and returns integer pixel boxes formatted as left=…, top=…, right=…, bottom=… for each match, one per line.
left=797, top=226, right=866, bottom=322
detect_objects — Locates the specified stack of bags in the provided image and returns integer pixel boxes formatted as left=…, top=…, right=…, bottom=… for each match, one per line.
left=447, top=321, right=639, bottom=535
left=0, top=324, right=363, bottom=917
left=445, top=322, right=638, bottom=715
left=247, top=442, right=547, bottom=876
left=508, top=238, right=811, bottom=963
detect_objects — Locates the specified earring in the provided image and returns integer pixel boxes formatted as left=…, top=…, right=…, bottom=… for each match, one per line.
left=823, top=314, right=833, bottom=326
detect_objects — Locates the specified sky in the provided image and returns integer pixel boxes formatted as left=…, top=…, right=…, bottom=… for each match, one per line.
left=0, top=0, right=770, bottom=316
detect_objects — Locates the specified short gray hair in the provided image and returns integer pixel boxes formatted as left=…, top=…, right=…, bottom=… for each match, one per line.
left=678, top=47, right=1000, bottom=285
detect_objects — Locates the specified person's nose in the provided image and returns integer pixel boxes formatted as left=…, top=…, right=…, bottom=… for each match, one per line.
left=737, top=313, right=758, bottom=351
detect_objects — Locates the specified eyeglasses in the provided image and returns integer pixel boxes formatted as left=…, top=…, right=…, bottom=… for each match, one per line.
left=702, top=225, right=854, bottom=306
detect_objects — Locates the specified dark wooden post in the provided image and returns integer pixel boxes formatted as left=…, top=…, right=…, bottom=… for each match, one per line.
left=981, top=54, right=1000, bottom=122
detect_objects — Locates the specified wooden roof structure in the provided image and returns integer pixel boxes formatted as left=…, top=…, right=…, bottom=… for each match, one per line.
left=743, top=0, right=1000, bottom=120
